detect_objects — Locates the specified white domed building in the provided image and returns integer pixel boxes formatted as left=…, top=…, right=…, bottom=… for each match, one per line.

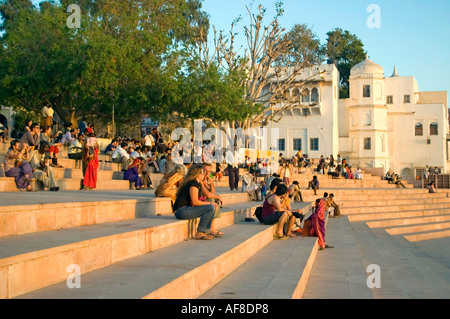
left=338, top=55, right=449, bottom=178
left=267, top=55, right=449, bottom=179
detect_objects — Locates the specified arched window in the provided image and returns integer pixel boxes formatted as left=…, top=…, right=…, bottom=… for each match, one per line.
left=415, top=123, right=423, bottom=136
left=311, top=88, right=319, bottom=103
left=430, top=122, right=438, bottom=135
left=301, top=89, right=310, bottom=103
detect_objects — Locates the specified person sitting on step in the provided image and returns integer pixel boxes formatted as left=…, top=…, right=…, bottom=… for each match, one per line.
left=28, top=141, right=59, bottom=191
left=288, top=181, right=303, bottom=202
left=327, top=193, right=342, bottom=217
left=4, top=139, right=34, bottom=191
left=261, top=183, right=298, bottom=240
left=172, top=164, right=218, bottom=240
left=307, top=175, right=320, bottom=195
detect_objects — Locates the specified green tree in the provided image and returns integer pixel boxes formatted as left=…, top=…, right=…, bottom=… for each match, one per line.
left=325, top=28, right=366, bottom=98
left=285, top=23, right=324, bottom=67
left=0, top=0, right=211, bottom=129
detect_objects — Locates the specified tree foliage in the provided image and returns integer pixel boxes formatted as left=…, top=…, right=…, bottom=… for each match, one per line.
left=0, top=0, right=213, bottom=127
left=325, top=28, right=366, bottom=98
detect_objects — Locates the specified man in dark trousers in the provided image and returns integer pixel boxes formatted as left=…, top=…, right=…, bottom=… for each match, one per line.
left=227, top=164, right=240, bottom=191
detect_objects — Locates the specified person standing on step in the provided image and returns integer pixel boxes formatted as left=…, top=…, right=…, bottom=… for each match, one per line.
left=81, top=134, right=99, bottom=191
left=307, top=198, right=334, bottom=250
left=172, top=164, right=218, bottom=240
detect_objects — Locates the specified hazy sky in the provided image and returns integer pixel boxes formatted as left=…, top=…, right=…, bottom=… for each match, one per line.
left=30, top=0, right=450, bottom=99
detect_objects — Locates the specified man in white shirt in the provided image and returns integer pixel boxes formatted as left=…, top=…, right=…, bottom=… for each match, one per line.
left=144, top=133, right=154, bottom=148
left=112, top=142, right=131, bottom=171
left=29, top=141, right=59, bottom=191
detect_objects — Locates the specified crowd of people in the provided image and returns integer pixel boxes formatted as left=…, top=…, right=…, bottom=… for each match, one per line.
left=2, top=114, right=441, bottom=245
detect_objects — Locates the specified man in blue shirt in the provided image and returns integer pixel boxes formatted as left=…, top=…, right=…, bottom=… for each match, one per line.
left=104, top=138, right=118, bottom=155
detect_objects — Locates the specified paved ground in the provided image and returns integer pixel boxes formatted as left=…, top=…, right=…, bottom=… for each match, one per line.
left=303, top=216, right=450, bottom=299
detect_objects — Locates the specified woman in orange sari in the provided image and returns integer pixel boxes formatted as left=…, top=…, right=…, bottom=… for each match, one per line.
left=82, top=134, right=99, bottom=190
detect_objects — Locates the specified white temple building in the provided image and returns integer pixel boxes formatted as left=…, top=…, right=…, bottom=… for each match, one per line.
left=268, top=55, right=449, bottom=178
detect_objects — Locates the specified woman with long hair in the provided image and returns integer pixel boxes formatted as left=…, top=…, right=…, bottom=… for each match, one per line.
left=155, top=164, right=187, bottom=203
left=172, top=164, right=217, bottom=240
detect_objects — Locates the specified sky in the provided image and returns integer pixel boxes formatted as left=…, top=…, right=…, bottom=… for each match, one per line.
left=29, top=0, right=450, bottom=99
left=201, top=0, right=450, bottom=97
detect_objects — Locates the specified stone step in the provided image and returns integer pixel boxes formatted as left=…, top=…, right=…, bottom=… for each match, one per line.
left=302, top=192, right=449, bottom=202
left=347, top=207, right=450, bottom=222
left=403, top=229, right=450, bottom=242
left=366, top=213, right=450, bottom=228
left=302, top=217, right=375, bottom=299
left=14, top=223, right=274, bottom=299
left=0, top=177, right=132, bottom=192
left=344, top=202, right=450, bottom=215
left=0, top=201, right=263, bottom=299
left=349, top=221, right=450, bottom=298
left=199, top=234, right=319, bottom=299
left=0, top=189, right=253, bottom=237
left=336, top=197, right=450, bottom=208
left=385, top=222, right=450, bottom=236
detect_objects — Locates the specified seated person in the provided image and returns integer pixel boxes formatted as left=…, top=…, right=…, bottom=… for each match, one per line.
left=68, top=134, right=84, bottom=160
left=354, top=167, right=363, bottom=180
left=307, top=175, right=320, bottom=195
left=0, top=118, right=8, bottom=143
left=40, top=125, right=63, bottom=167
left=265, top=177, right=283, bottom=199
left=288, top=181, right=303, bottom=202
left=28, top=141, right=59, bottom=191
left=427, top=181, right=437, bottom=193
left=385, top=171, right=394, bottom=183
left=201, top=163, right=224, bottom=220
left=393, top=174, right=406, bottom=188
left=261, top=183, right=297, bottom=239
left=4, top=140, right=33, bottom=191
left=327, top=165, right=340, bottom=178
left=20, top=123, right=40, bottom=151
left=112, top=142, right=132, bottom=171
left=60, top=128, right=76, bottom=146
left=124, top=157, right=144, bottom=190
left=172, top=164, right=218, bottom=240
left=327, top=193, right=342, bottom=217
left=155, top=164, right=187, bottom=204
left=104, top=139, right=118, bottom=155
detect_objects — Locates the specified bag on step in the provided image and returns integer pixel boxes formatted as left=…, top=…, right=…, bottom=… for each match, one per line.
left=254, top=206, right=263, bottom=223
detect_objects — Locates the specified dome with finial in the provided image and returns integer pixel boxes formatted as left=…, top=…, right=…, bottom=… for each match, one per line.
left=350, top=54, right=384, bottom=78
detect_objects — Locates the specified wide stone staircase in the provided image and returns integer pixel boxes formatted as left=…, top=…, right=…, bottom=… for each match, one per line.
left=0, top=140, right=449, bottom=299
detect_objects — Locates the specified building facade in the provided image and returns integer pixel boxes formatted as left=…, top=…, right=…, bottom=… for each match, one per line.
left=268, top=56, right=449, bottom=178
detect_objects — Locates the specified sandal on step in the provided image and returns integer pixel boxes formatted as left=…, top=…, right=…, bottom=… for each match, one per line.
left=210, top=231, right=224, bottom=238
left=195, top=233, right=214, bottom=240
left=273, top=234, right=288, bottom=240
